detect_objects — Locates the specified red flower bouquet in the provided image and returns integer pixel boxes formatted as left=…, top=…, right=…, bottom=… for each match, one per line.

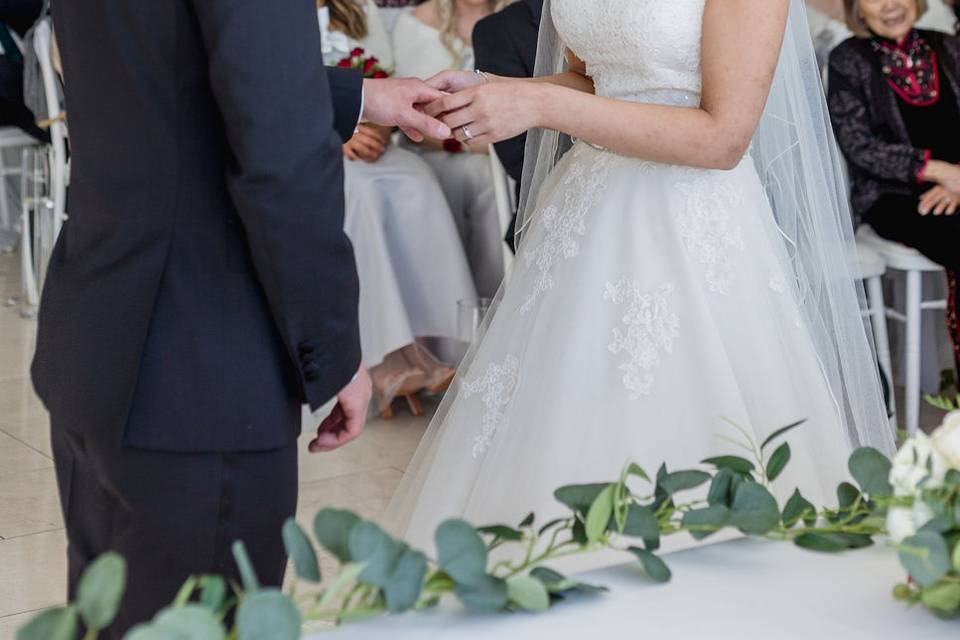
left=336, top=47, right=391, bottom=79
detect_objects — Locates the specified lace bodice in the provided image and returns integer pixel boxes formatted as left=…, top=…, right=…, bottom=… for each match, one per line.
left=552, top=0, right=705, bottom=107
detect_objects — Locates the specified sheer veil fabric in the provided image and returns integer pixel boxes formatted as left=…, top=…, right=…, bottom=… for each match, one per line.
left=384, top=0, right=894, bottom=555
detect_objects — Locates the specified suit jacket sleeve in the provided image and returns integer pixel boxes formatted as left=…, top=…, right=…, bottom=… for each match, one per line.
left=827, top=47, right=928, bottom=185
left=189, top=0, right=362, bottom=410
left=326, top=66, right=363, bottom=142
left=473, top=14, right=529, bottom=184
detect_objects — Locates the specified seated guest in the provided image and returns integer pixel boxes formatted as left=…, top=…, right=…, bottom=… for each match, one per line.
left=472, top=0, right=542, bottom=250
left=0, top=0, right=45, bottom=141
left=319, top=0, right=477, bottom=418
left=392, top=0, right=507, bottom=298
left=829, top=0, right=960, bottom=373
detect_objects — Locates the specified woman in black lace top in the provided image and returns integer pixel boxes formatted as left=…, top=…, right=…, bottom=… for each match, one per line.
left=829, top=0, right=960, bottom=373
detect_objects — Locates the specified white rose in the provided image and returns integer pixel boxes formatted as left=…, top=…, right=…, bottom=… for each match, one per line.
left=931, top=410, right=960, bottom=468
left=886, top=507, right=917, bottom=543
left=889, top=432, right=947, bottom=496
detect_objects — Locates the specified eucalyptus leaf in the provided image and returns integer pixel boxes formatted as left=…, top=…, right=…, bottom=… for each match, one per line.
left=760, top=419, right=806, bottom=450
left=316, top=563, right=366, bottom=611
left=231, top=541, right=260, bottom=593
left=348, top=521, right=405, bottom=588
left=782, top=489, right=816, bottom=528
left=837, top=482, right=861, bottom=510
left=848, top=447, right=893, bottom=498
left=920, top=581, right=960, bottom=614
left=282, top=518, right=320, bottom=583
left=729, top=482, right=780, bottom=535
left=681, top=505, right=729, bottom=540
left=15, top=606, right=77, bottom=640
left=436, top=519, right=489, bottom=587
left=657, top=470, right=711, bottom=496
left=707, top=468, right=743, bottom=508
left=765, top=443, right=791, bottom=482
left=899, top=531, right=952, bottom=587
left=507, top=576, right=551, bottom=612
left=236, top=589, right=301, bottom=640
left=571, top=519, right=588, bottom=546
left=477, top=525, right=524, bottom=542
left=554, top=483, right=611, bottom=515
left=151, top=605, right=225, bottom=640
left=629, top=547, right=672, bottom=583
left=794, top=532, right=873, bottom=553
left=619, top=504, right=660, bottom=550
left=454, top=575, right=509, bottom=612
left=383, top=548, right=428, bottom=613
left=76, top=552, right=127, bottom=631
left=529, top=567, right=608, bottom=595
left=701, top=456, right=755, bottom=474
left=585, top=484, right=616, bottom=542
left=313, top=508, right=361, bottom=563
left=625, top=463, right=651, bottom=483
left=518, top=512, right=535, bottom=528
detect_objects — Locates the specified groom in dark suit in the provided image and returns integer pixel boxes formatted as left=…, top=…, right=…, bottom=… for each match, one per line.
left=32, top=0, right=450, bottom=635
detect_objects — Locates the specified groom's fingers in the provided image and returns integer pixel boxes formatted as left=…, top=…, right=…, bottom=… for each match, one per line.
left=398, top=109, right=450, bottom=143
left=423, top=91, right=474, bottom=119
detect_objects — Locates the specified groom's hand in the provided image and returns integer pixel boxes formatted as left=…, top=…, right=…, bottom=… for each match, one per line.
left=309, top=367, right=372, bottom=453
left=362, top=78, right=452, bottom=143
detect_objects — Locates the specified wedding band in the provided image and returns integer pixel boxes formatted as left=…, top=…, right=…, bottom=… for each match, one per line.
left=462, top=125, right=475, bottom=142
left=474, top=69, right=491, bottom=84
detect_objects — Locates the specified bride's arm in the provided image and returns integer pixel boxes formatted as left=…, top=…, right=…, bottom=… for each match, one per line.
left=429, top=0, right=789, bottom=170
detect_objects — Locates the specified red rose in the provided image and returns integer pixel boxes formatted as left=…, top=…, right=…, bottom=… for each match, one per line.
left=372, top=70, right=390, bottom=79
left=363, top=58, right=377, bottom=74
left=443, top=138, right=464, bottom=154
left=336, top=58, right=353, bottom=68
left=351, top=47, right=365, bottom=57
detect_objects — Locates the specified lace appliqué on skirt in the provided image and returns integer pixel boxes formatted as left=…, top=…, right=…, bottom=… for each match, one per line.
left=520, top=146, right=614, bottom=314
left=604, top=279, right=679, bottom=399
left=674, top=175, right=746, bottom=295
left=462, top=355, right=521, bottom=458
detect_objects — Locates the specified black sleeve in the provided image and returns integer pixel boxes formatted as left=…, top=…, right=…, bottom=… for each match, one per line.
left=326, top=66, right=363, bottom=142
left=189, top=0, right=362, bottom=410
left=473, top=14, right=528, bottom=184
left=827, top=47, right=928, bottom=185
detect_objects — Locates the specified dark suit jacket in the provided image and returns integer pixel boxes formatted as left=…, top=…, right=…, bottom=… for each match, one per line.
left=828, top=30, right=960, bottom=218
left=33, top=0, right=364, bottom=451
left=473, top=0, right=542, bottom=186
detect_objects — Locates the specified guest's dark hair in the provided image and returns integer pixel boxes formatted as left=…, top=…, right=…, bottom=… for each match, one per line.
left=318, top=0, right=369, bottom=41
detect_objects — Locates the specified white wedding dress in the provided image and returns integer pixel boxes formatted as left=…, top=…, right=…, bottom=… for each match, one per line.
left=385, top=0, right=887, bottom=559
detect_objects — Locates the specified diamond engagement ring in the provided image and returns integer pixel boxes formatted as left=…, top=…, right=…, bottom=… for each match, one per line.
left=462, top=125, right=475, bottom=142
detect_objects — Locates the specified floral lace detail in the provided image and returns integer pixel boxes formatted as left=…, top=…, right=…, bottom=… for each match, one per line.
left=674, top=175, right=746, bottom=295
left=462, top=355, right=520, bottom=458
left=551, top=0, right=706, bottom=102
left=604, top=279, right=679, bottom=399
left=520, top=145, right=614, bottom=314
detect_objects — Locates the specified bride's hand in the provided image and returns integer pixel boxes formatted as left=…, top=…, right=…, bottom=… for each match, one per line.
left=424, top=80, right=543, bottom=147
left=426, top=69, right=490, bottom=94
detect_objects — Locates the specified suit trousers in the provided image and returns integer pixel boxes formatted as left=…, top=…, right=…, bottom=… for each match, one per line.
left=51, top=422, right=298, bottom=638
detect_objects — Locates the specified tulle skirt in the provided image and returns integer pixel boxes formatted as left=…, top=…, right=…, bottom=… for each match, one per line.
left=385, top=142, right=856, bottom=563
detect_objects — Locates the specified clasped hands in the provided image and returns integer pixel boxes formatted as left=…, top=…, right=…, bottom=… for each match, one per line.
left=360, top=71, right=538, bottom=148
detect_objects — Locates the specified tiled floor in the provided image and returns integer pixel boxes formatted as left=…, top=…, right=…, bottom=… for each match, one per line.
left=0, top=248, right=948, bottom=639
left=0, top=250, right=430, bottom=639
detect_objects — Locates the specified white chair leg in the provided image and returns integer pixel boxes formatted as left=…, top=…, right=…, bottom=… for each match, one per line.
left=866, top=275, right=896, bottom=425
left=904, top=269, right=923, bottom=435
left=0, top=160, right=9, bottom=231
left=20, top=187, right=38, bottom=308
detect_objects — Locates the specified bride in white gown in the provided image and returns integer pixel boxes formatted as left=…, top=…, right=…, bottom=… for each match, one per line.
left=384, top=0, right=897, bottom=559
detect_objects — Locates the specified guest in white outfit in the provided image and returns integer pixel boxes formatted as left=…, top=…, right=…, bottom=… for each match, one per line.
left=318, top=0, right=477, bottom=418
left=391, top=0, right=508, bottom=298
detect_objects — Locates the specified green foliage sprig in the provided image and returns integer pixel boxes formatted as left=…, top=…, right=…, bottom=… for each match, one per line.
left=19, top=420, right=957, bottom=639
